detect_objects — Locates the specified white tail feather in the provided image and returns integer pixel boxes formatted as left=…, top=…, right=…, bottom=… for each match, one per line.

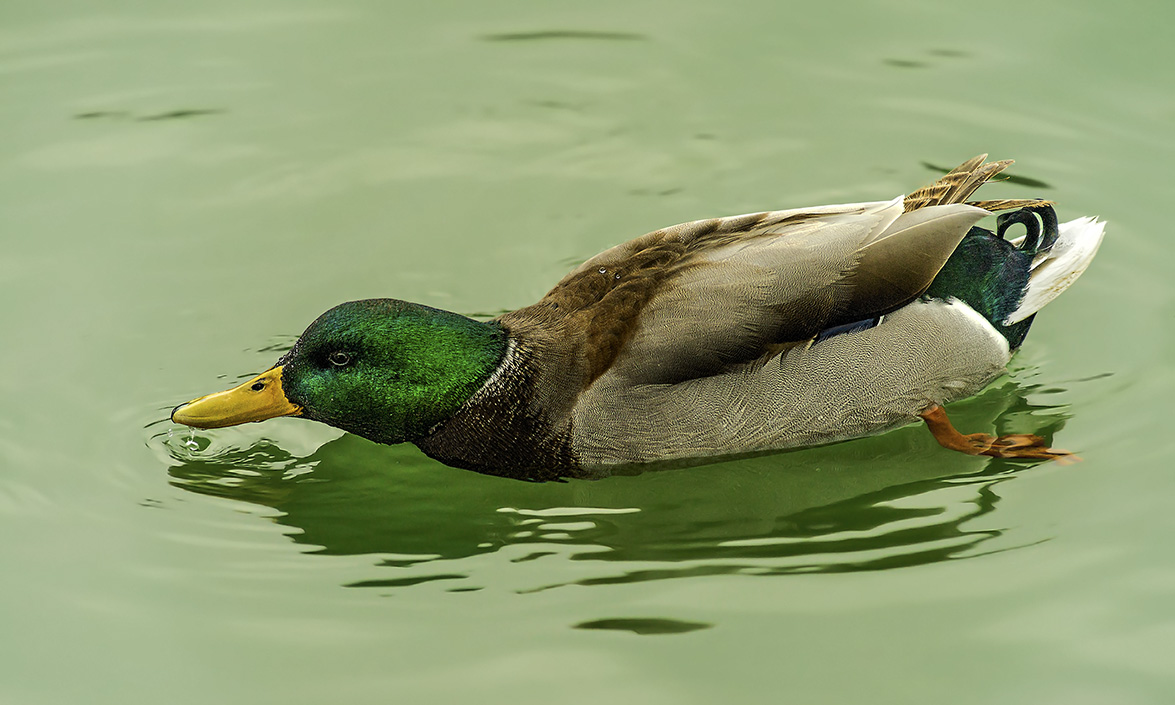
left=1005, top=216, right=1105, bottom=324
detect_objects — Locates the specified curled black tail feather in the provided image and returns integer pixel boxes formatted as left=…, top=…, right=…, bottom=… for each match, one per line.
left=996, top=201, right=1059, bottom=254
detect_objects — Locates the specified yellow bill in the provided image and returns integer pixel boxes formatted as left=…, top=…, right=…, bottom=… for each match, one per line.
left=171, top=366, right=302, bottom=429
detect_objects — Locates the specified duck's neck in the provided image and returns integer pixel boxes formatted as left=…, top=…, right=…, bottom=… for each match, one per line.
left=405, top=312, right=513, bottom=438
left=406, top=311, right=512, bottom=435
left=413, top=334, right=578, bottom=480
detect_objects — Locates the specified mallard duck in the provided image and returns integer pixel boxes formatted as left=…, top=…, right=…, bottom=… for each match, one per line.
left=172, top=155, right=1104, bottom=480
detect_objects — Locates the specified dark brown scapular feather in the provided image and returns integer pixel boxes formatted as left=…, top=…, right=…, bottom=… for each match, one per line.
left=903, top=154, right=1014, bottom=211
left=905, top=155, right=1052, bottom=214
left=967, top=198, right=1056, bottom=213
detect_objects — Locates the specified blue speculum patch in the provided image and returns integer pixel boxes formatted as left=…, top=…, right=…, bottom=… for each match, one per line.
left=814, top=316, right=885, bottom=343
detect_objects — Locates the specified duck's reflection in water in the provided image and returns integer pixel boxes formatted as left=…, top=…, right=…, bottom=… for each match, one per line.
left=162, top=380, right=1070, bottom=591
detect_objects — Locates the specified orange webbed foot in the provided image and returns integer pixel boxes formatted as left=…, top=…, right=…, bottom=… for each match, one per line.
left=918, top=405, right=1079, bottom=465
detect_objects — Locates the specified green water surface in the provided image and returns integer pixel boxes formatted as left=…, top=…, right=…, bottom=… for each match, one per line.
left=2, top=1, right=1173, bottom=703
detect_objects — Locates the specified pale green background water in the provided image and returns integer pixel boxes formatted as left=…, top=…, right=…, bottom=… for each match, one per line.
left=2, top=1, right=1173, bottom=703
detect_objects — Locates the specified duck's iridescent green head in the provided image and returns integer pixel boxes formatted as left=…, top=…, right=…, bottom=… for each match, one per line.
left=172, top=299, right=508, bottom=445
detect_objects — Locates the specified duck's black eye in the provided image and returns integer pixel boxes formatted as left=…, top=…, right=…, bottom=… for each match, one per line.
left=251, top=382, right=265, bottom=391
left=328, top=351, right=352, bottom=367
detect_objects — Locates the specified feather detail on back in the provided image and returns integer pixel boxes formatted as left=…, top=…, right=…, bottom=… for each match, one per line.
left=904, top=155, right=998, bottom=211
left=905, top=154, right=1050, bottom=214
left=499, top=201, right=991, bottom=394
left=499, top=155, right=1041, bottom=399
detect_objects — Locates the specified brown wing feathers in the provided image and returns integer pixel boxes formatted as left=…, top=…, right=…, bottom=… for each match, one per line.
left=505, top=155, right=1023, bottom=395
left=521, top=212, right=785, bottom=384
left=904, top=154, right=1047, bottom=213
